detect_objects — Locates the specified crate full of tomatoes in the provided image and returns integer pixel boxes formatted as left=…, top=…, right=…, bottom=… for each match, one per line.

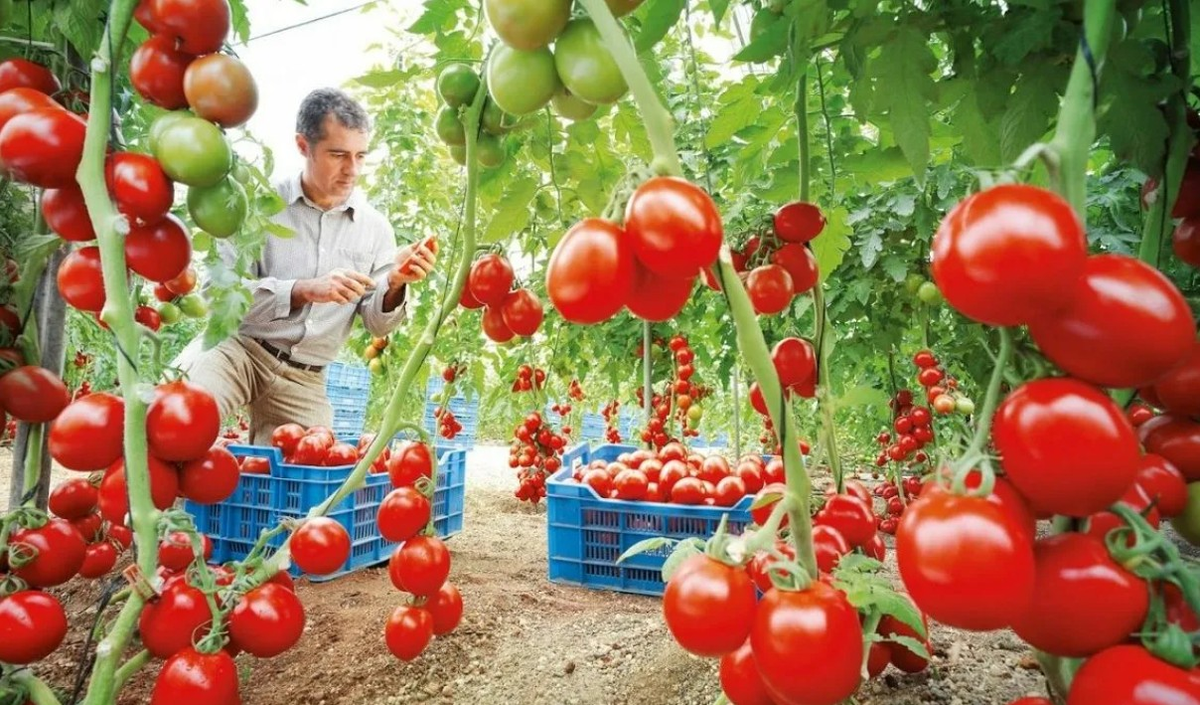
left=547, top=443, right=785, bottom=596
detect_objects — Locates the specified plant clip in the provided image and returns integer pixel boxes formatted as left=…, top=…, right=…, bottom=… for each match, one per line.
left=122, top=564, right=155, bottom=601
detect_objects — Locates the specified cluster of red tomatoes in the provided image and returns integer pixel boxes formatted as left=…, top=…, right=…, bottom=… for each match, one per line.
left=570, top=442, right=774, bottom=506
left=509, top=363, right=547, bottom=393
left=748, top=336, right=817, bottom=420
left=268, top=422, right=366, bottom=468
left=714, top=201, right=825, bottom=315
left=509, top=411, right=569, bottom=505
left=460, top=253, right=544, bottom=343
left=548, top=177, right=721, bottom=324
left=753, top=416, right=811, bottom=457
left=1149, top=114, right=1200, bottom=268
left=870, top=476, right=926, bottom=535
left=633, top=335, right=711, bottom=447
left=601, top=399, right=623, bottom=444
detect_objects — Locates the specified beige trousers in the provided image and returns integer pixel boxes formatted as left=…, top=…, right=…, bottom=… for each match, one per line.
left=172, top=335, right=333, bottom=446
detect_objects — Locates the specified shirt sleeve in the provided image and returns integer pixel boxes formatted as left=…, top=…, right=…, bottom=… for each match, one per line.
left=358, top=220, right=407, bottom=336
left=216, top=240, right=297, bottom=327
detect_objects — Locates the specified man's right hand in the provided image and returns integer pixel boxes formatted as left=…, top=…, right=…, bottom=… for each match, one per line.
left=292, top=268, right=377, bottom=306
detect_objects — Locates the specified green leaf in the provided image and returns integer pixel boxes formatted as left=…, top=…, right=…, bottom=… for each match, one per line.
left=953, top=81, right=1003, bottom=166
left=228, top=0, right=251, bottom=43
left=614, top=103, right=653, bottom=162
left=708, top=0, right=731, bottom=27
left=859, top=231, right=882, bottom=269
left=873, top=28, right=936, bottom=181
left=732, top=14, right=789, bottom=63
left=617, top=537, right=676, bottom=564
left=840, top=147, right=912, bottom=182
left=705, top=77, right=764, bottom=149
left=830, top=384, right=888, bottom=412
left=1098, top=42, right=1179, bottom=176
left=483, top=176, right=537, bottom=242
left=264, top=221, right=295, bottom=239
left=661, top=538, right=705, bottom=581
left=409, top=0, right=464, bottom=34
left=881, top=254, right=908, bottom=283
left=886, top=634, right=932, bottom=662
left=812, top=206, right=852, bottom=280
left=635, top=0, right=686, bottom=54
left=53, top=2, right=103, bottom=58
left=991, top=8, right=1058, bottom=65
left=1000, top=67, right=1062, bottom=162
left=353, top=70, right=407, bottom=89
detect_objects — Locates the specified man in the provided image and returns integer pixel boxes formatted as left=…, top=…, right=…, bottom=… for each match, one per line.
left=177, top=88, right=437, bottom=445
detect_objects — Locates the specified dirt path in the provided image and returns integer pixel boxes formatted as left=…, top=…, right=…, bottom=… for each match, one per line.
left=2, top=446, right=1051, bottom=704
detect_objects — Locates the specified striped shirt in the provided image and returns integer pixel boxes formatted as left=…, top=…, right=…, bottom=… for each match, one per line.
left=223, top=173, right=407, bottom=366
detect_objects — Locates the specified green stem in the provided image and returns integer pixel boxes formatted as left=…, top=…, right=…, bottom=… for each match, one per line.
left=796, top=69, right=810, bottom=203
left=812, top=284, right=843, bottom=492
left=643, top=320, right=652, bottom=446
left=12, top=671, right=62, bottom=705
left=19, top=423, right=43, bottom=506
left=113, top=649, right=151, bottom=693
left=1036, top=650, right=1080, bottom=701
left=953, top=328, right=1014, bottom=474
left=1045, top=0, right=1116, bottom=219
left=576, top=0, right=682, bottom=177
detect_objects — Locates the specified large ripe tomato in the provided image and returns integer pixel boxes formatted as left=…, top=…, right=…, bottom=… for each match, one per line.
left=815, top=494, right=876, bottom=548
left=745, top=264, right=794, bottom=315
left=387, top=441, right=433, bottom=487
left=546, top=218, right=635, bottom=323
left=719, top=639, right=774, bottom=705
left=992, top=378, right=1140, bottom=517
left=385, top=605, right=434, bottom=661
left=751, top=582, right=863, bottom=705
left=931, top=184, right=1086, bottom=326
left=48, top=477, right=98, bottom=520
left=486, top=44, right=559, bottom=116
left=56, top=246, right=107, bottom=312
left=125, top=213, right=192, bottom=283
left=1152, top=341, right=1200, bottom=418
left=770, top=243, right=819, bottom=295
left=153, top=115, right=232, bottom=187
left=377, top=487, right=431, bottom=543
left=99, top=455, right=181, bottom=523
left=624, top=177, right=723, bottom=279
left=149, top=648, right=240, bottom=705
left=427, top=582, right=463, bottom=635
left=0, top=86, right=61, bottom=134
left=78, top=541, right=118, bottom=579
left=388, top=535, right=451, bottom=597
left=0, top=108, right=87, bottom=188
left=186, top=176, right=248, bottom=239
left=1065, top=645, right=1200, bottom=704
left=48, top=392, right=124, bottom=470
left=182, top=53, right=258, bottom=128
left=152, top=0, right=231, bottom=55
left=1173, top=161, right=1200, bottom=219
left=625, top=263, right=694, bottom=322
left=9, top=517, right=87, bottom=587
left=554, top=19, right=627, bottom=105
left=179, top=445, right=239, bottom=504
left=157, top=531, right=212, bottom=572
left=771, top=337, right=816, bottom=391
left=811, top=524, right=851, bottom=574
left=0, top=58, right=60, bottom=95
left=1135, top=454, right=1189, bottom=518
left=129, top=34, right=194, bottom=109
left=134, top=0, right=167, bottom=32
left=481, top=304, right=515, bottom=343
left=147, top=380, right=220, bottom=462
left=662, top=555, right=756, bottom=657
left=1142, top=415, right=1200, bottom=482
left=483, top=0, right=569, bottom=50
left=0, top=365, right=70, bottom=422
left=106, top=152, right=174, bottom=224
left=290, top=517, right=350, bottom=575
left=71, top=512, right=104, bottom=543
left=773, top=201, right=826, bottom=243
left=0, top=591, right=68, bottom=664
left=1027, top=254, right=1194, bottom=388
left=468, top=254, right=514, bottom=306
left=896, top=491, right=1035, bottom=631
left=323, top=441, right=358, bottom=467
left=271, top=423, right=306, bottom=456
left=1173, top=217, right=1200, bottom=268
left=499, top=287, right=544, bottom=336
left=228, top=583, right=306, bottom=657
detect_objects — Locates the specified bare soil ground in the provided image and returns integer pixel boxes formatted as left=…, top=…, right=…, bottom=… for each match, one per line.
left=2, top=446, right=1052, bottom=705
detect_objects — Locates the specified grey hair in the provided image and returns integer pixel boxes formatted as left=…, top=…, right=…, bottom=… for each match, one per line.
left=296, top=88, right=371, bottom=143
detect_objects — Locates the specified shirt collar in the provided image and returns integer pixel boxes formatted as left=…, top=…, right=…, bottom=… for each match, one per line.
left=288, top=172, right=360, bottom=220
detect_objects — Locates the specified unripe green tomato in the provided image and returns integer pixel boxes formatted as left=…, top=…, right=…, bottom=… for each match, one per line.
left=955, top=397, right=975, bottom=415
left=177, top=293, right=208, bottom=318
left=917, top=281, right=943, bottom=305
left=192, top=230, right=213, bottom=252
left=904, top=273, right=926, bottom=295
left=158, top=302, right=182, bottom=324
left=687, top=405, right=702, bottom=421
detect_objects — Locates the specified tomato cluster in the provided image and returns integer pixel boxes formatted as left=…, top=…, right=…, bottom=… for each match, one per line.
left=362, top=335, right=389, bottom=375
left=601, top=399, right=623, bottom=444
left=714, top=201, right=825, bottom=315
left=509, top=363, right=547, bottom=393
left=267, top=423, right=364, bottom=468
left=509, top=411, right=568, bottom=505
left=747, top=336, right=817, bottom=430
left=433, top=62, right=521, bottom=168
left=871, top=476, right=925, bottom=535
left=570, top=442, right=775, bottom=506
left=433, top=406, right=463, bottom=440
left=632, top=335, right=711, bottom=447
left=460, top=253, right=544, bottom=342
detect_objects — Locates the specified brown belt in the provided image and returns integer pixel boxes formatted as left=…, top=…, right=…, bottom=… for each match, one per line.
left=253, top=339, right=325, bottom=373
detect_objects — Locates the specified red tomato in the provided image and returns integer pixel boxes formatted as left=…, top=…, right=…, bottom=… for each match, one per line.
left=896, top=491, right=1035, bottom=631
left=1152, top=341, right=1200, bottom=418
left=0, top=365, right=70, bottom=422
left=582, top=467, right=613, bottom=496
left=713, top=475, right=746, bottom=507
left=157, top=531, right=213, bottom=572
left=1172, top=217, right=1200, bottom=268
left=106, top=152, right=174, bottom=224
left=146, top=380, right=220, bottom=462
left=1027, top=254, right=1194, bottom=388
left=138, top=582, right=213, bottom=658
left=9, top=517, right=87, bottom=587
left=625, top=262, right=694, bottom=322
left=228, top=583, right=306, bottom=657
left=773, top=201, right=825, bottom=243
left=0, top=58, right=61, bottom=95
left=811, top=524, right=850, bottom=574
left=150, top=649, right=240, bottom=705
left=751, top=582, right=863, bottom=705
left=48, top=477, right=98, bottom=520
left=733, top=462, right=764, bottom=494
left=815, top=494, right=876, bottom=548
left=70, top=512, right=104, bottom=543
left=99, top=455, right=180, bottom=523
left=745, top=264, right=794, bottom=315
left=270, top=423, right=306, bottom=456
left=762, top=458, right=784, bottom=485
left=290, top=517, right=350, bottom=575
left=134, top=304, right=163, bottom=331
left=546, top=218, right=635, bottom=324
left=387, top=535, right=451, bottom=597
left=0, top=591, right=68, bottom=664
left=992, top=378, right=1140, bottom=517
left=377, top=487, right=431, bottom=543
left=670, top=476, right=707, bottom=505
left=43, top=185, right=98, bottom=243
left=107, top=523, right=133, bottom=550
left=719, top=639, right=775, bottom=705
left=1065, top=645, right=1200, bottom=704
left=388, top=441, right=433, bottom=487
left=614, top=468, right=650, bottom=500
left=662, top=555, right=756, bottom=657
left=468, top=253, right=514, bottom=306
left=770, top=243, right=819, bottom=295
left=0, top=87, right=62, bottom=134
left=164, top=266, right=197, bottom=295
left=427, top=582, right=463, bottom=635
left=1141, top=415, right=1200, bottom=481
left=1011, top=533, right=1148, bottom=657
left=125, top=214, right=193, bottom=283
left=240, top=456, right=270, bottom=475
left=48, top=392, right=125, bottom=470
left=78, top=541, right=118, bottom=579
left=771, top=337, right=816, bottom=392
left=0, top=108, right=87, bottom=188
left=323, top=441, right=358, bottom=467
left=178, top=445, right=239, bottom=504
left=56, top=246, right=108, bottom=312
left=152, top=0, right=232, bottom=55
left=500, top=287, right=544, bottom=336
left=698, top=456, right=731, bottom=484
left=931, top=184, right=1086, bottom=326
left=1135, top=454, right=1189, bottom=518
left=878, top=597, right=930, bottom=673
left=623, top=177, right=723, bottom=279
left=134, top=0, right=167, bottom=32
left=384, top=605, right=433, bottom=661
left=458, top=283, right=484, bottom=309
left=481, top=304, right=515, bottom=343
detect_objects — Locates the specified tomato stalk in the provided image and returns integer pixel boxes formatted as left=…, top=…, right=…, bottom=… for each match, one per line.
left=642, top=320, right=652, bottom=445
left=811, top=284, right=844, bottom=492
left=111, top=649, right=151, bottom=693
left=18, top=423, right=44, bottom=507
left=10, top=670, right=60, bottom=705
left=949, top=327, right=1013, bottom=491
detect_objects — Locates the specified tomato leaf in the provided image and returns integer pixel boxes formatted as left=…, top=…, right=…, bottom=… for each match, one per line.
left=991, top=6, right=1059, bottom=66
left=705, top=77, right=764, bottom=149
left=409, top=0, right=468, bottom=34
left=732, top=14, right=789, bottom=63
left=634, top=0, right=685, bottom=55
left=617, top=536, right=676, bottom=564
left=660, top=537, right=705, bottom=581
left=483, top=176, right=537, bottom=242
left=810, top=206, right=851, bottom=281
left=872, top=28, right=936, bottom=182
left=708, top=0, right=731, bottom=27
left=353, top=70, right=407, bottom=89
left=1098, top=41, right=1179, bottom=177
left=228, top=0, right=252, bottom=44
left=264, top=221, right=296, bottom=240
left=829, top=385, right=888, bottom=413
left=953, top=81, right=1004, bottom=167
left=886, top=634, right=932, bottom=662
left=999, top=64, right=1063, bottom=162
left=52, top=2, right=103, bottom=59
left=748, top=490, right=783, bottom=512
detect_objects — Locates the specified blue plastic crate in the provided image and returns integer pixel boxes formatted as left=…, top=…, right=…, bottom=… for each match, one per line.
left=326, top=362, right=371, bottom=391
left=546, top=444, right=754, bottom=596
left=185, top=443, right=466, bottom=582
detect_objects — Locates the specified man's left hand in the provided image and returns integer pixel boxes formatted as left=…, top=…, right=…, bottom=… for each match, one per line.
left=388, top=238, right=439, bottom=289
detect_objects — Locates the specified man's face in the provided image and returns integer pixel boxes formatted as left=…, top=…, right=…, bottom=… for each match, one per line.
left=297, top=115, right=369, bottom=206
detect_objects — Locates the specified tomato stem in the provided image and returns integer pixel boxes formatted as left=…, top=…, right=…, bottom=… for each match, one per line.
left=812, top=284, right=844, bottom=492
left=111, top=649, right=151, bottom=695
left=11, top=670, right=61, bottom=705
left=642, top=320, right=652, bottom=447
left=19, top=422, right=44, bottom=507
left=953, top=327, right=1013, bottom=475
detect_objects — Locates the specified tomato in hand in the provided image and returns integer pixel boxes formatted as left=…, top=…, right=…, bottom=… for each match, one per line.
left=290, top=517, right=350, bottom=575
left=662, top=555, right=756, bottom=657
left=546, top=218, right=635, bottom=324
left=0, top=591, right=68, bottom=664
left=624, top=177, right=723, bottom=279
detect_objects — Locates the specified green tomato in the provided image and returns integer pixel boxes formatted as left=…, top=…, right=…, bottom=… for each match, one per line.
left=917, top=281, right=943, bottom=305
left=231, top=162, right=252, bottom=185
left=187, top=177, right=248, bottom=238
left=436, top=63, right=481, bottom=108
left=148, top=109, right=193, bottom=155
left=435, top=106, right=467, bottom=146
left=486, top=44, right=559, bottom=117
left=904, top=272, right=926, bottom=295
left=483, top=0, right=570, bottom=51
left=177, top=293, right=208, bottom=318
left=553, top=19, right=627, bottom=106
left=475, top=133, right=506, bottom=168
left=368, top=357, right=385, bottom=375
left=1170, top=483, right=1200, bottom=546
left=687, top=405, right=702, bottom=421
left=481, top=100, right=516, bottom=136
left=154, top=116, right=232, bottom=187
left=158, top=302, right=182, bottom=325
left=448, top=144, right=467, bottom=166
left=955, top=397, right=976, bottom=415
left=551, top=86, right=598, bottom=121
left=192, top=230, right=213, bottom=252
